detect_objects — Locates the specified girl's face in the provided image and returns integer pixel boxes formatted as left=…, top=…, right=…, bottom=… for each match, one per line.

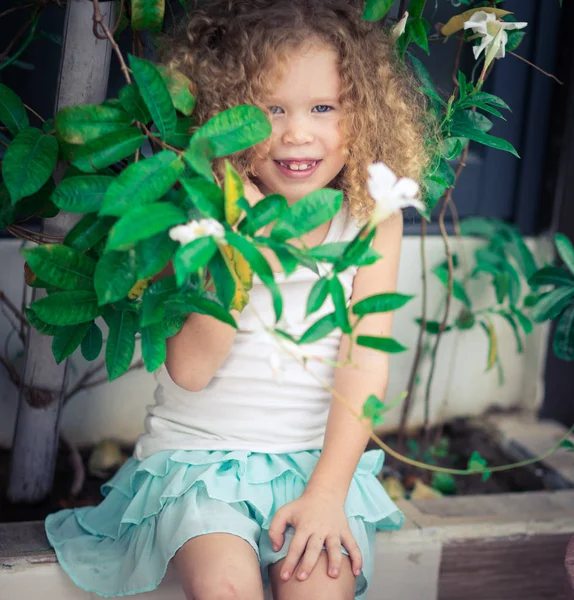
left=252, top=44, right=346, bottom=204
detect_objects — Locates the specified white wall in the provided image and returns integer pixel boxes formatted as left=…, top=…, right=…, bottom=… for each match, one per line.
left=0, top=235, right=552, bottom=449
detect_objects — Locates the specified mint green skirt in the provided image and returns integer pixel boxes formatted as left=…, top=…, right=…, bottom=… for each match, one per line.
left=45, top=448, right=404, bottom=599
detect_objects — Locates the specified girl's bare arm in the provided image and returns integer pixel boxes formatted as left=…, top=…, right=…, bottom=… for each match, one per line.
left=152, top=261, right=241, bottom=392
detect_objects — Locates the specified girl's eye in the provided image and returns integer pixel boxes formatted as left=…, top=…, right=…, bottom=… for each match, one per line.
left=313, top=105, right=334, bottom=113
left=269, top=106, right=284, bottom=115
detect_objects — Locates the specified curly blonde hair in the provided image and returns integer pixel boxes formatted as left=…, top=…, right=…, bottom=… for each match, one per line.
left=159, top=0, right=433, bottom=222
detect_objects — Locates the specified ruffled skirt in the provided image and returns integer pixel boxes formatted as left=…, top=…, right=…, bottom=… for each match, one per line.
left=45, top=448, right=404, bottom=599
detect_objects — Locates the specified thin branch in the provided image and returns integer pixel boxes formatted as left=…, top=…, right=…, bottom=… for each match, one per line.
left=110, top=0, right=125, bottom=36
left=0, top=290, right=28, bottom=332
left=23, top=102, right=45, bottom=123
left=0, top=16, right=33, bottom=63
left=0, top=3, right=35, bottom=19
left=10, top=224, right=64, bottom=241
left=421, top=144, right=469, bottom=448
left=509, top=51, right=564, bottom=85
left=451, top=32, right=465, bottom=91
left=397, top=219, right=428, bottom=452
left=398, top=0, right=408, bottom=19
left=92, top=0, right=131, bottom=84
left=6, top=225, right=43, bottom=244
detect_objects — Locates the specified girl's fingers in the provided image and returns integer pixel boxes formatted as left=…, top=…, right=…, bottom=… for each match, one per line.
left=296, top=534, right=325, bottom=581
left=280, top=531, right=309, bottom=581
left=268, top=508, right=289, bottom=552
left=325, top=536, right=343, bottom=578
left=341, top=530, right=363, bottom=576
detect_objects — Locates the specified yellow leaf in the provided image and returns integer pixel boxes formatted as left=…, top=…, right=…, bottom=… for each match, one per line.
left=484, top=321, right=498, bottom=371
left=382, top=476, right=406, bottom=501
left=128, top=276, right=153, bottom=299
left=221, top=245, right=254, bottom=310
left=441, top=7, right=512, bottom=37
left=224, top=160, right=244, bottom=226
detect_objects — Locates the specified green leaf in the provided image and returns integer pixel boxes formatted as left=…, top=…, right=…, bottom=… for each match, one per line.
left=499, top=312, right=523, bottom=353
left=450, top=122, right=519, bottom=157
left=553, top=304, right=574, bottom=361
left=494, top=271, right=509, bottom=304
left=555, top=233, right=574, bottom=276
left=183, top=137, right=215, bottom=182
left=506, top=30, right=525, bottom=53
left=157, top=66, right=196, bottom=116
left=64, top=213, right=115, bottom=252
left=460, top=217, right=498, bottom=238
left=141, top=275, right=177, bottom=326
left=180, top=176, right=225, bottom=220
left=2, top=128, right=58, bottom=203
left=208, top=249, right=236, bottom=310
left=131, top=0, right=165, bottom=30
left=455, top=309, right=476, bottom=330
left=129, top=55, right=176, bottom=139
left=226, top=231, right=283, bottom=321
left=361, top=394, right=385, bottom=426
left=467, top=450, right=491, bottom=481
left=452, top=109, right=493, bottom=133
left=192, top=105, right=271, bottom=157
left=81, top=321, right=103, bottom=361
left=470, top=91, right=511, bottom=112
left=31, top=290, right=99, bottom=325
left=24, top=307, right=58, bottom=335
left=353, top=293, right=413, bottom=316
left=0, top=183, right=18, bottom=228
left=415, top=319, right=452, bottom=334
left=52, top=322, right=91, bottom=364
left=408, top=17, right=429, bottom=54
left=408, top=0, right=426, bottom=18
left=528, top=265, right=574, bottom=288
left=166, top=293, right=237, bottom=328
left=306, top=277, right=330, bottom=317
left=409, top=53, right=442, bottom=105
left=510, top=305, right=533, bottom=335
left=335, top=225, right=376, bottom=272
left=161, top=313, right=187, bottom=338
left=55, top=104, right=132, bottom=144
left=299, top=312, right=338, bottom=344
left=106, top=202, right=186, bottom=251
left=21, top=244, right=95, bottom=291
left=362, top=0, right=393, bottom=21
left=329, top=276, right=352, bottom=334
left=238, top=194, right=287, bottom=237
left=559, top=439, right=574, bottom=451
left=174, top=236, right=218, bottom=286
left=104, top=308, right=138, bottom=381
left=272, top=189, right=343, bottom=242
left=442, top=137, right=466, bottom=161
left=136, top=231, right=177, bottom=279
left=51, top=175, right=115, bottom=213
left=531, top=287, right=574, bottom=323
left=428, top=159, right=456, bottom=188
left=141, top=322, right=167, bottom=371
left=165, top=117, right=194, bottom=149
left=356, top=335, right=407, bottom=353
left=71, top=129, right=146, bottom=173
left=431, top=472, right=457, bottom=495
left=118, top=84, right=152, bottom=123
left=432, top=265, right=471, bottom=307
left=0, top=84, right=29, bottom=136
left=100, top=150, right=184, bottom=217
left=94, top=249, right=139, bottom=305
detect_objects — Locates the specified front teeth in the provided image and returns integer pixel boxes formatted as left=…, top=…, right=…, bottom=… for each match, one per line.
left=279, top=161, right=317, bottom=171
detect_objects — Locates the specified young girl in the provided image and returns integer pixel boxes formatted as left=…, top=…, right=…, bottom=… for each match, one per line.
left=45, top=0, right=430, bottom=598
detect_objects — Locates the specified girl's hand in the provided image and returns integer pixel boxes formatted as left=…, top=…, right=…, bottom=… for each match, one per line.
left=267, top=490, right=362, bottom=582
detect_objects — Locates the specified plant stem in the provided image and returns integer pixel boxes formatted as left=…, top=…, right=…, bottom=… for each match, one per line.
left=509, top=51, right=563, bottom=85
left=92, top=0, right=131, bottom=84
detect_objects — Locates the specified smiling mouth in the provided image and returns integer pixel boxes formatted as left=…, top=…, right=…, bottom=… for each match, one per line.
left=274, top=159, right=321, bottom=172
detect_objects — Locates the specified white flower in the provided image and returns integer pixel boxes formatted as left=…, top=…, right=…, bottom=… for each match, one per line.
left=169, top=218, right=226, bottom=245
left=390, top=11, right=408, bottom=42
left=463, top=11, right=527, bottom=63
left=367, top=162, right=424, bottom=227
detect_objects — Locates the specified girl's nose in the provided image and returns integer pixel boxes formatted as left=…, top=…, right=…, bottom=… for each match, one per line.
left=281, top=117, right=314, bottom=145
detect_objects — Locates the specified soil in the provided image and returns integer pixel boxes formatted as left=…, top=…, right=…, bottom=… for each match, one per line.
left=0, top=416, right=565, bottom=523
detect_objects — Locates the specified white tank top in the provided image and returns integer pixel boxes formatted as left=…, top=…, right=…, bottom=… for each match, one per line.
left=134, top=202, right=362, bottom=459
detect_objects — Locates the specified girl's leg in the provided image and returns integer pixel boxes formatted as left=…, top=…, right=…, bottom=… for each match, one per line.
left=269, top=551, right=355, bottom=600
left=172, top=533, right=265, bottom=600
